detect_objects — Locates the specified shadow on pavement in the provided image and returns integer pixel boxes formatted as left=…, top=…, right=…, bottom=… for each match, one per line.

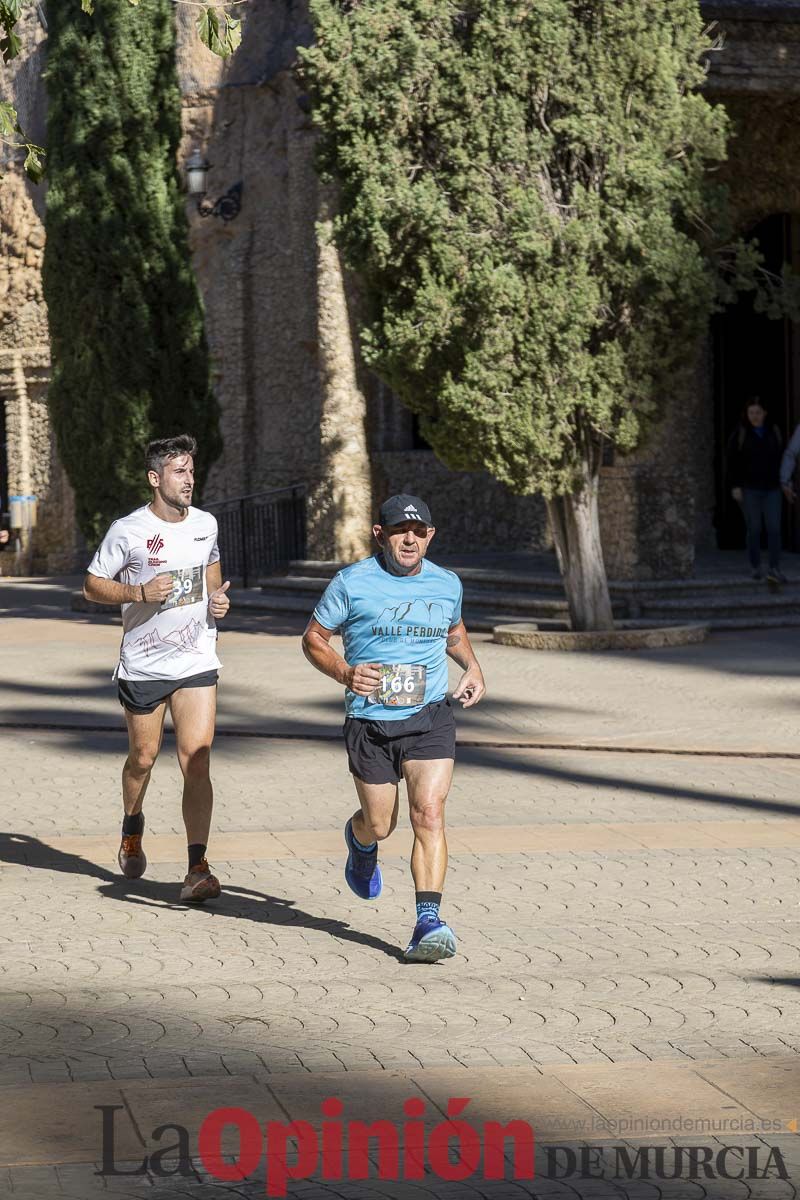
left=458, top=746, right=800, bottom=820
left=0, top=833, right=405, bottom=962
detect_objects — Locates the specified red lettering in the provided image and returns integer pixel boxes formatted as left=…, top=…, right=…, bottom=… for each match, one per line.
left=348, top=1121, right=399, bottom=1180
left=428, top=1099, right=480, bottom=1182
left=403, top=1097, right=426, bottom=1179
left=321, top=1097, right=344, bottom=1180
left=483, top=1120, right=535, bottom=1180
left=198, top=1107, right=262, bottom=1182
left=265, top=1120, right=318, bottom=1198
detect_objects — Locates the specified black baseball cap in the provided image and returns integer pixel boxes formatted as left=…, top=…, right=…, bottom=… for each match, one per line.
left=378, top=494, right=433, bottom=527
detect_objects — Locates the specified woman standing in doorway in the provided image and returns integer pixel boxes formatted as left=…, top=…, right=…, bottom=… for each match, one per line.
left=727, top=397, right=785, bottom=583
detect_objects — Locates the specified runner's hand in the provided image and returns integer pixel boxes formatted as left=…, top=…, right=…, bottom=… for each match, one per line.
left=0, top=530, right=9, bottom=545
left=142, top=573, right=174, bottom=603
left=347, top=662, right=382, bottom=695
left=453, top=665, right=486, bottom=708
left=783, top=483, right=796, bottom=504
left=209, top=580, right=231, bottom=619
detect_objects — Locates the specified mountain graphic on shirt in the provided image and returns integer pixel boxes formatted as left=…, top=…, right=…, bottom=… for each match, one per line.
left=131, top=630, right=160, bottom=658
left=131, top=620, right=204, bottom=659
left=163, top=618, right=204, bottom=653
left=376, top=599, right=447, bottom=626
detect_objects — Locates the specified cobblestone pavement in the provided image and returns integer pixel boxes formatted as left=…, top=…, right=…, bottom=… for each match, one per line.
left=1, top=598, right=800, bottom=1197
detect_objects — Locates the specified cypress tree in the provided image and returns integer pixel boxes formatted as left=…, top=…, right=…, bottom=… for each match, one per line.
left=43, top=0, right=220, bottom=545
left=303, top=1, right=729, bottom=630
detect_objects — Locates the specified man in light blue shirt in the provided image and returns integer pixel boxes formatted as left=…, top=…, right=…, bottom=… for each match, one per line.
left=302, top=494, right=486, bottom=962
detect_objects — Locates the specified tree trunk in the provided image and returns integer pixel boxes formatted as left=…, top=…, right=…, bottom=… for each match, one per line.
left=546, top=447, right=614, bottom=632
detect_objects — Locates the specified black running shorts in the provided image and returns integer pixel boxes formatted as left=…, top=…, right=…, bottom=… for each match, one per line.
left=118, top=670, right=219, bottom=715
left=343, top=698, right=456, bottom=784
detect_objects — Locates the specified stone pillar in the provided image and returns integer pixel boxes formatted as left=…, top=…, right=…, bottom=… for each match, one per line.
left=0, top=348, right=80, bottom=575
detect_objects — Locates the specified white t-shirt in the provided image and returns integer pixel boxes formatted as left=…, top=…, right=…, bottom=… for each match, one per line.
left=87, top=504, right=222, bottom=682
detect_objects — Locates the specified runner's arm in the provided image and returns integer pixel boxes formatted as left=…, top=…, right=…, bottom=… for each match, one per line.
left=206, top=562, right=222, bottom=593
left=206, top=561, right=231, bottom=619
left=83, top=572, right=171, bottom=605
left=302, top=617, right=381, bottom=695
left=446, top=620, right=486, bottom=708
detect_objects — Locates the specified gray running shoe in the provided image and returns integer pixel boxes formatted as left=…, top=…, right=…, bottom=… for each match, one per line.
left=180, top=859, right=221, bottom=903
left=118, top=818, right=146, bottom=879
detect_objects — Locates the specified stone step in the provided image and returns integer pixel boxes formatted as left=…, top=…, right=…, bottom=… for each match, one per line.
left=288, top=559, right=568, bottom=594
left=261, top=574, right=578, bottom=616
left=704, top=613, right=800, bottom=630
left=639, top=592, right=800, bottom=621
left=287, top=559, right=800, bottom=602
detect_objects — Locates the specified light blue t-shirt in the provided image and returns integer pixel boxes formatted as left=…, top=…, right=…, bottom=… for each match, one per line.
left=313, top=555, right=463, bottom=721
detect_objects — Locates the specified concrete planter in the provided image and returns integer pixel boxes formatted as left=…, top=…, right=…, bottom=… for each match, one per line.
left=492, top=621, right=710, bottom=651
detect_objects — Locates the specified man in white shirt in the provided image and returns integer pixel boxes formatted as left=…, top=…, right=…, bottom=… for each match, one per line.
left=83, top=435, right=230, bottom=902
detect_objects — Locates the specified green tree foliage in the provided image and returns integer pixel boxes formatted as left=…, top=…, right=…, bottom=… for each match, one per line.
left=1, top=0, right=241, bottom=181
left=43, top=0, right=220, bottom=543
left=303, top=0, right=730, bottom=627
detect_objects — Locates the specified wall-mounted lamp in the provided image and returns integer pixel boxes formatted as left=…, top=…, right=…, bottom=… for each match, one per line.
left=185, top=147, right=242, bottom=222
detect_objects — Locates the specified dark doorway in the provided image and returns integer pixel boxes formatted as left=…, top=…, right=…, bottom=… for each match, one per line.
left=712, top=213, right=800, bottom=550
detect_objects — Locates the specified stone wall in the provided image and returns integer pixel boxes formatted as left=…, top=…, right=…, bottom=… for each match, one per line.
left=595, top=339, right=715, bottom=580
left=599, top=466, right=696, bottom=581
left=177, top=0, right=372, bottom=561
left=0, top=53, right=80, bottom=577
left=375, top=451, right=550, bottom=556
left=703, top=2, right=800, bottom=97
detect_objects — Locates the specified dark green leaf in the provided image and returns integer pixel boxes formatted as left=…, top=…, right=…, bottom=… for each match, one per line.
left=197, top=7, right=218, bottom=53
left=0, top=27, right=22, bottom=62
left=197, top=6, right=240, bottom=58
left=23, top=144, right=45, bottom=184
left=0, top=100, right=17, bottom=138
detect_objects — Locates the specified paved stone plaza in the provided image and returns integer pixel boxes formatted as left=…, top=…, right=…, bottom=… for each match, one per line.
left=1, top=578, right=800, bottom=1197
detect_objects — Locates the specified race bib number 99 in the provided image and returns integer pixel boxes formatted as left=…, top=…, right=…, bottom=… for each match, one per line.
left=161, top=565, right=204, bottom=610
left=370, top=663, right=427, bottom=708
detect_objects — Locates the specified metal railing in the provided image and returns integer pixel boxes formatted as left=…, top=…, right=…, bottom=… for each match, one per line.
left=205, top=484, right=306, bottom=589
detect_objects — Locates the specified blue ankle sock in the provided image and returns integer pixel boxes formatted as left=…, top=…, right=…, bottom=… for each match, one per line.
left=351, top=826, right=376, bottom=853
left=416, top=891, right=442, bottom=921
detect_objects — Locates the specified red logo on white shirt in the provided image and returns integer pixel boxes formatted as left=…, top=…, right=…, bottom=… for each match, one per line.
left=147, top=532, right=166, bottom=566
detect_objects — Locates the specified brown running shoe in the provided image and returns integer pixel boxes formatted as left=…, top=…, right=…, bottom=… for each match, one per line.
left=180, top=859, right=221, bottom=903
left=118, top=820, right=146, bottom=879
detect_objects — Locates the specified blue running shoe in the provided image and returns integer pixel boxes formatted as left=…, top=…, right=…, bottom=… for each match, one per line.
left=404, top=915, right=457, bottom=962
left=344, top=818, right=382, bottom=900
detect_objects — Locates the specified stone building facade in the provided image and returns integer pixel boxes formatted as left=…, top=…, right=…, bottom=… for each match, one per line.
left=0, top=6, right=79, bottom=574
left=1, top=0, right=798, bottom=577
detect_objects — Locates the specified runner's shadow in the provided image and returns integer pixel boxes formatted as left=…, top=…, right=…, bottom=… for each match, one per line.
left=0, top=832, right=404, bottom=961
left=97, top=876, right=405, bottom=960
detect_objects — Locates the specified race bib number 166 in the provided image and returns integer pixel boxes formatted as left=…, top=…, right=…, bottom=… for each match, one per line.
left=371, top=663, right=427, bottom=707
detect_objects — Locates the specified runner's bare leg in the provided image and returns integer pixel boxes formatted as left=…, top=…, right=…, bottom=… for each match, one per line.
left=170, top=684, right=217, bottom=845
left=403, top=757, right=453, bottom=893
left=122, top=703, right=168, bottom=816
left=352, top=779, right=400, bottom=845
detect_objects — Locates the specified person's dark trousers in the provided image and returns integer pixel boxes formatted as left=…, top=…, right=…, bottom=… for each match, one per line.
left=742, top=487, right=782, bottom=570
